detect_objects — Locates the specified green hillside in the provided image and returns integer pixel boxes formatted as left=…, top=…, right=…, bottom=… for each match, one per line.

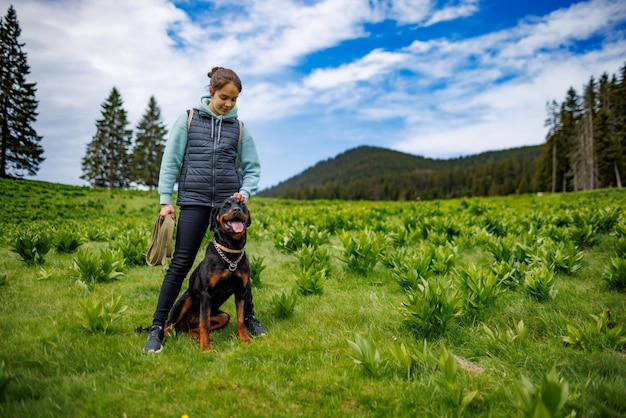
left=259, top=145, right=542, bottom=200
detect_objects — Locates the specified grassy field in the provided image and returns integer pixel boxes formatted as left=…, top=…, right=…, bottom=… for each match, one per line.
left=0, top=178, right=625, bottom=417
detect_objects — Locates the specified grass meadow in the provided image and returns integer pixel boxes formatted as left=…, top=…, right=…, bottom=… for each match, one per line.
left=0, top=177, right=625, bottom=417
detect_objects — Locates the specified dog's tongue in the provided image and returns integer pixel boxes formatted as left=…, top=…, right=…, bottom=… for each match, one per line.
left=231, top=221, right=244, bottom=233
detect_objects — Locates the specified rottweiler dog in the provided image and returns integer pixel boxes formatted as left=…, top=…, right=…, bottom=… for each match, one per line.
left=165, top=197, right=252, bottom=350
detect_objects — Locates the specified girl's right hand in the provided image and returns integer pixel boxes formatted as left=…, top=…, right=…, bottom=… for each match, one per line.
left=160, top=204, right=176, bottom=220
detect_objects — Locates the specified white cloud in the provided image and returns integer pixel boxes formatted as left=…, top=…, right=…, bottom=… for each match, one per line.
left=304, top=48, right=409, bottom=89
left=423, top=0, right=479, bottom=26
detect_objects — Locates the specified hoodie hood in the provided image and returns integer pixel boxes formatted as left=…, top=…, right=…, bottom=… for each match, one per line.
left=192, top=95, right=239, bottom=147
left=195, top=95, right=238, bottom=120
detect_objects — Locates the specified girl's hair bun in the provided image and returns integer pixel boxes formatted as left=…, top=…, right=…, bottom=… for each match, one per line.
left=207, top=66, right=242, bottom=92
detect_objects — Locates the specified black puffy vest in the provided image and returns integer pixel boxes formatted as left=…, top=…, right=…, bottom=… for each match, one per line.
left=176, top=110, right=241, bottom=207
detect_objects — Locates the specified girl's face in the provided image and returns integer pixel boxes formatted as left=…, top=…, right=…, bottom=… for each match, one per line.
left=209, top=82, right=239, bottom=115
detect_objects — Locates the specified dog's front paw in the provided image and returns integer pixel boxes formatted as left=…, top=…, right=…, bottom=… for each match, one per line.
left=200, top=342, right=214, bottom=350
left=199, top=334, right=213, bottom=350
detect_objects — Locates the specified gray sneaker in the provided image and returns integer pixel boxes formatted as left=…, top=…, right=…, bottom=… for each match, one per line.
left=143, top=326, right=164, bottom=353
left=245, top=317, right=267, bottom=337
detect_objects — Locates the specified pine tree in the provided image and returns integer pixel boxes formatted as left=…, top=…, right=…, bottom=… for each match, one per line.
left=594, top=73, right=620, bottom=188
left=542, top=100, right=562, bottom=193
left=130, top=96, right=167, bottom=189
left=0, top=5, right=44, bottom=178
left=575, top=77, right=598, bottom=190
left=81, top=87, right=132, bottom=188
left=611, top=64, right=626, bottom=188
left=561, top=87, right=581, bottom=191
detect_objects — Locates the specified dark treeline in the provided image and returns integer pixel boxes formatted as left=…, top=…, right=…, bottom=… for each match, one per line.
left=259, top=145, right=540, bottom=200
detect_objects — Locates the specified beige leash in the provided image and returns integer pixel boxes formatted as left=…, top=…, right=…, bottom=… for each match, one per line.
left=145, top=214, right=175, bottom=266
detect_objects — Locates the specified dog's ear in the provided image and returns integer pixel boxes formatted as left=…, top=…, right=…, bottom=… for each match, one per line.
left=210, top=205, right=219, bottom=230
left=246, top=211, right=252, bottom=227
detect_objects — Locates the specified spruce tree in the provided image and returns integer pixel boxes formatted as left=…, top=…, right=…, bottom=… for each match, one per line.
left=0, top=5, right=44, bottom=178
left=81, top=87, right=132, bottom=188
left=130, top=96, right=167, bottom=188
left=612, top=64, right=626, bottom=187
left=594, top=73, right=620, bottom=188
left=560, top=87, right=581, bottom=191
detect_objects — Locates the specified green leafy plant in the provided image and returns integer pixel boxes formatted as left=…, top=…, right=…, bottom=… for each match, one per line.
left=338, top=230, right=386, bottom=276
left=389, top=340, right=434, bottom=380
left=294, top=265, right=325, bottom=295
left=249, top=255, right=267, bottom=288
left=0, top=274, right=7, bottom=286
left=388, top=224, right=420, bottom=247
left=54, top=230, right=83, bottom=253
left=455, top=263, right=502, bottom=315
left=10, top=229, right=52, bottom=265
left=603, top=257, right=626, bottom=292
left=86, top=227, right=109, bottom=242
left=430, top=217, right=462, bottom=242
left=562, top=310, right=626, bottom=350
left=389, top=245, right=435, bottom=289
left=36, top=267, right=53, bottom=281
left=347, top=333, right=382, bottom=376
left=543, top=225, right=568, bottom=243
left=483, top=216, right=508, bottom=237
left=271, top=290, right=297, bottom=319
left=486, top=235, right=518, bottom=263
left=433, top=347, right=479, bottom=414
left=73, top=248, right=125, bottom=286
left=491, top=259, right=526, bottom=289
left=430, top=245, right=457, bottom=275
left=523, top=266, right=557, bottom=301
left=614, top=236, right=626, bottom=258
left=514, top=365, right=569, bottom=418
left=568, top=224, right=598, bottom=249
left=380, top=246, right=410, bottom=270
left=541, top=241, right=584, bottom=275
left=276, top=224, right=330, bottom=252
left=389, top=342, right=417, bottom=380
left=482, top=320, right=528, bottom=352
left=113, top=232, right=147, bottom=266
left=613, top=220, right=626, bottom=238
left=403, top=278, right=463, bottom=337
left=393, top=268, right=425, bottom=291
left=295, top=245, right=331, bottom=277
left=592, top=206, right=622, bottom=233
left=76, top=296, right=128, bottom=334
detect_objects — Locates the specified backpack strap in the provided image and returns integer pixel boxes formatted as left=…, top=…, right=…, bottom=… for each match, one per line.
left=237, top=120, right=243, bottom=150
left=235, top=120, right=244, bottom=169
left=186, top=109, right=194, bottom=131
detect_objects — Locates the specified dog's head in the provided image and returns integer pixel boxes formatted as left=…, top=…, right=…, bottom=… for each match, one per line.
left=212, top=197, right=251, bottom=241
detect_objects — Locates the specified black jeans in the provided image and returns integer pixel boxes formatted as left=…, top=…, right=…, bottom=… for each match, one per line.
left=151, top=205, right=255, bottom=328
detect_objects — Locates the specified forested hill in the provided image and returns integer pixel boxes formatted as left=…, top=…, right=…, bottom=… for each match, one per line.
left=257, top=145, right=542, bottom=200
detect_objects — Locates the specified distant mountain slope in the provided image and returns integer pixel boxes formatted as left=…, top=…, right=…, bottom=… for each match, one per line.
left=258, top=145, right=543, bottom=200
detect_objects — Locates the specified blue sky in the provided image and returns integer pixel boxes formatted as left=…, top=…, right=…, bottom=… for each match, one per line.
left=9, top=0, right=626, bottom=191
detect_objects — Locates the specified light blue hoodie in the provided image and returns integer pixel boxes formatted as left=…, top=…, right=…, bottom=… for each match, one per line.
left=158, top=95, right=261, bottom=205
